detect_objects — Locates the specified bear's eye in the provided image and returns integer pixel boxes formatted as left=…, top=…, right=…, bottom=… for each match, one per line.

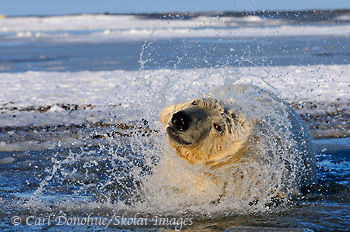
left=213, top=124, right=223, bottom=132
left=191, top=100, right=198, bottom=105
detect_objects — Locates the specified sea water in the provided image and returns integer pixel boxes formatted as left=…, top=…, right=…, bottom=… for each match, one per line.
left=0, top=12, right=350, bottom=231
left=0, top=113, right=349, bottom=231
left=1, top=36, right=350, bottom=73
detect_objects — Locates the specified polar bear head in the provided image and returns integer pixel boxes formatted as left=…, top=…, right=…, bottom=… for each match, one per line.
left=160, top=98, right=253, bottom=167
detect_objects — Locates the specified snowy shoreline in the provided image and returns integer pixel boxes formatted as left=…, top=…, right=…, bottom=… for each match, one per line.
left=0, top=65, right=349, bottom=151
left=1, top=65, right=349, bottom=109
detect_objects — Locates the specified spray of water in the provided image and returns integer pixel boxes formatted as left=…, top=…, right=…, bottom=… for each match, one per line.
left=21, top=36, right=316, bottom=222
left=22, top=76, right=315, bottom=221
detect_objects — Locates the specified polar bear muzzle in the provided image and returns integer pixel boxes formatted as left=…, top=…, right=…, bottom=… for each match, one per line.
left=167, top=108, right=211, bottom=145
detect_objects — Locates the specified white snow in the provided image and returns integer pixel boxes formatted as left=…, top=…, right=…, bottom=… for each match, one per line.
left=1, top=15, right=350, bottom=43
left=0, top=15, right=281, bottom=32
left=335, top=14, right=350, bottom=22
left=0, top=65, right=349, bottom=128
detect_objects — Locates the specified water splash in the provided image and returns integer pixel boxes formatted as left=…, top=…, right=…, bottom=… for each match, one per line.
left=17, top=36, right=318, bottom=222
left=20, top=76, right=316, bottom=221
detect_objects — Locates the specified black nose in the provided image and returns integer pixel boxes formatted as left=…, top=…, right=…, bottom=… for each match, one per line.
left=171, top=111, right=192, bottom=131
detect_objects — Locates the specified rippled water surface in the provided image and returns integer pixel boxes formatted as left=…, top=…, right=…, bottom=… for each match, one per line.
left=0, top=135, right=349, bottom=231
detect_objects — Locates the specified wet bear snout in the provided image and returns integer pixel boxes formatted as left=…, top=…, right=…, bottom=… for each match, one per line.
left=171, top=111, right=192, bottom=131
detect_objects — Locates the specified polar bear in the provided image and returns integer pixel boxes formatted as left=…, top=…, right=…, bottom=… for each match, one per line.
left=156, top=84, right=317, bottom=204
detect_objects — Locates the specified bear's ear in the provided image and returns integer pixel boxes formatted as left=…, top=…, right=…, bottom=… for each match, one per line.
left=160, top=102, right=187, bottom=125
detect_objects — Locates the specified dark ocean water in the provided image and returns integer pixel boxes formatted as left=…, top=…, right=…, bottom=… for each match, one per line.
left=1, top=35, right=350, bottom=72
left=0, top=138, right=349, bottom=231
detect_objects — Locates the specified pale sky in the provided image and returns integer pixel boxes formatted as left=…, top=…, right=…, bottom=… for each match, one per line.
left=0, top=0, right=349, bottom=16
